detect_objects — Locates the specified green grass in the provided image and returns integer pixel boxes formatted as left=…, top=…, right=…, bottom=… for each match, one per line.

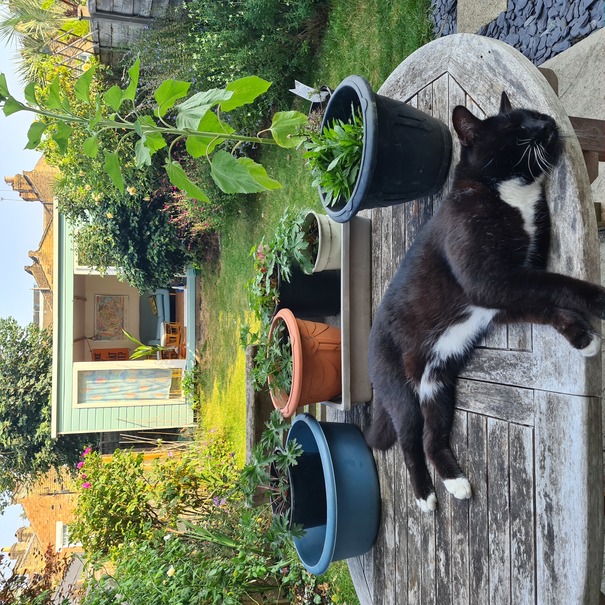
left=197, top=0, right=434, bottom=453
left=313, top=0, right=433, bottom=90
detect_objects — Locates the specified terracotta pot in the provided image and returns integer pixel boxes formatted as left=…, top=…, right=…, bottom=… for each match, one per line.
left=268, top=309, right=341, bottom=417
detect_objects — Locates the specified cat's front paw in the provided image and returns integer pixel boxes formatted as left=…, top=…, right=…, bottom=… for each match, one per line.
left=416, top=493, right=438, bottom=513
left=578, top=332, right=602, bottom=357
left=443, top=477, right=472, bottom=500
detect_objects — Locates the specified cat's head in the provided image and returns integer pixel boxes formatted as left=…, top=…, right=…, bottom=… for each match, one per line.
left=452, top=92, right=562, bottom=183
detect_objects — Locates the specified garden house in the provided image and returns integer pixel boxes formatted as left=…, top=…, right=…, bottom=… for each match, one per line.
left=51, top=204, right=196, bottom=437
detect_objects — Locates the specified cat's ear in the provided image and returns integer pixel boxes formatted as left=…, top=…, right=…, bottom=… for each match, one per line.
left=452, top=106, right=481, bottom=147
left=499, top=91, right=512, bottom=114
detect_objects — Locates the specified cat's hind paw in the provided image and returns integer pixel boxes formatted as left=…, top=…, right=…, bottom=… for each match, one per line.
left=578, top=333, right=601, bottom=357
left=416, top=493, right=438, bottom=513
left=443, top=477, right=472, bottom=500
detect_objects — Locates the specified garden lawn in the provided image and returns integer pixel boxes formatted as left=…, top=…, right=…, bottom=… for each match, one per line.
left=197, top=147, right=320, bottom=463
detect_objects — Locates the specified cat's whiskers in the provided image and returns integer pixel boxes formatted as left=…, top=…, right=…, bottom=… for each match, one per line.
left=513, top=143, right=531, bottom=169
left=534, top=142, right=554, bottom=177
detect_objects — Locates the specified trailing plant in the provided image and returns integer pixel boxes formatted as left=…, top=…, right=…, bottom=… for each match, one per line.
left=304, top=106, right=364, bottom=207
left=0, top=60, right=308, bottom=204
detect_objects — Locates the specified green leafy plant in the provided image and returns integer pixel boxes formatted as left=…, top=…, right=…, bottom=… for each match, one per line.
left=122, top=329, right=169, bottom=360
left=248, top=318, right=294, bottom=398
left=304, top=107, right=364, bottom=207
left=0, top=60, right=308, bottom=203
left=240, top=207, right=318, bottom=394
left=75, top=413, right=342, bottom=605
left=72, top=434, right=239, bottom=558
left=244, top=207, right=314, bottom=330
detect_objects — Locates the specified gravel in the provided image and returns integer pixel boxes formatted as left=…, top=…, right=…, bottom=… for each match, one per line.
left=431, top=0, right=604, bottom=65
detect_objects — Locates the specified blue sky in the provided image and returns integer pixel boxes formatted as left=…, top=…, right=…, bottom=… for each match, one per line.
left=0, top=35, right=44, bottom=327
left=0, top=33, right=39, bottom=559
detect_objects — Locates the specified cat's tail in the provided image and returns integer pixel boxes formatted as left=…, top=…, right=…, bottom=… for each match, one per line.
left=365, top=398, right=398, bottom=451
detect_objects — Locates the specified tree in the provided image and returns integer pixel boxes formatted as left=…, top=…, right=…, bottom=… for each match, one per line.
left=0, top=0, right=90, bottom=84
left=0, top=318, right=87, bottom=509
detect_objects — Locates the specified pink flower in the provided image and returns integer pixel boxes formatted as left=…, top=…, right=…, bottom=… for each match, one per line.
left=82, top=447, right=92, bottom=456
left=82, top=482, right=91, bottom=489
left=81, top=474, right=87, bottom=480
left=77, top=461, right=85, bottom=469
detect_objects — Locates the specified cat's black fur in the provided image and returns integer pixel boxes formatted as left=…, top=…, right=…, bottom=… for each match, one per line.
left=366, top=92, right=605, bottom=512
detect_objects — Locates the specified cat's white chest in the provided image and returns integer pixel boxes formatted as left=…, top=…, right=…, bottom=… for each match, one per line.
left=497, top=176, right=544, bottom=238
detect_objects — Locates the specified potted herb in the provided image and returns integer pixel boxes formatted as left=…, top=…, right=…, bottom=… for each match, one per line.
left=244, top=208, right=340, bottom=333
left=304, top=75, right=453, bottom=223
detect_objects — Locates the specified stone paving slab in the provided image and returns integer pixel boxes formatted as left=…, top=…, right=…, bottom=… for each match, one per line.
left=457, top=0, right=507, bottom=33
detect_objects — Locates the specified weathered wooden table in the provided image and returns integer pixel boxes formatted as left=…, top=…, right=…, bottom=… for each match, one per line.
left=329, top=34, right=603, bottom=605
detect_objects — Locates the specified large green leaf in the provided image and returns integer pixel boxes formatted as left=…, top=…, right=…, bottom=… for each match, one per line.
left=104, top=85, right=123, bottom=112
left=74, top=66, right=96, bottom=103
left=25, top=121, right=47, bottom=149
left=210, top=150, right=281, bottom=194
left=23, top=82, right=37, bottom=106
left=135, top=138, right=152, bottom=167
left=270, top=111, right=308, bottom=148
left=0, top=73, right=9, bottom=98
left=238, top=157, right=281, bottom=191
left=175, top=89, right=233, bottom=130
left=52, top=122, right=72, bottom=155
left=221, top=76, right=271, bottom=112
left=185, top=111, right=234, bottom=157
left=154, top=79, right=191, bottom=118
left=104, top=151, right=125, bottom=193
left=122, top=58, right=140, bottom=103
left=136, top=116, right=167, bottom=154
left=2, top=97, right=24, bottom=116
left=165, top=160, right=210, bottom=202
left=83, top=135, right=99, bottom=158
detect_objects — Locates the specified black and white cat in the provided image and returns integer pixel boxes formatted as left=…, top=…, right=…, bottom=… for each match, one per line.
left=366, top=92, right=605, bottom=512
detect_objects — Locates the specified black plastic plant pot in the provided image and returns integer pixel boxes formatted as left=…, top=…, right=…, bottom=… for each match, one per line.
left=276, top=265, right=340, bottom=320
left=320, top=75, right=453, bottom=223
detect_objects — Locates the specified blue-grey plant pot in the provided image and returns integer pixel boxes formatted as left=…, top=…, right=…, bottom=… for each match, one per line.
left=286, top=413, right=381, bottom=575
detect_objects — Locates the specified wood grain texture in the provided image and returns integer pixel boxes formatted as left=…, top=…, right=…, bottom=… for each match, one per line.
left=339, top=34, right=602, bottom=605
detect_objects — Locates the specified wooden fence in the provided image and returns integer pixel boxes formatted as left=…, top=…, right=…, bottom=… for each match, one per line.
left=87, top=0, right=183, bottom=66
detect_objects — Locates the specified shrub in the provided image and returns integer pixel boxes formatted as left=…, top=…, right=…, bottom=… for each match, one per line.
left=72, top=435, right=239, bottom=557
left=124, top=0, right=328, bottom=133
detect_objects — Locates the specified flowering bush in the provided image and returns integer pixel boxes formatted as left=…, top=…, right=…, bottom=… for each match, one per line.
left=72, top=434, right=239, bottom=558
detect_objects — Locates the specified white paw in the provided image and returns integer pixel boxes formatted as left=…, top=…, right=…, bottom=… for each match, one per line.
left=579, top=333, right=601, bottom=357
left=443, top=477, right=472, bottom=500
left=416, top=493, right=438, bottom=512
